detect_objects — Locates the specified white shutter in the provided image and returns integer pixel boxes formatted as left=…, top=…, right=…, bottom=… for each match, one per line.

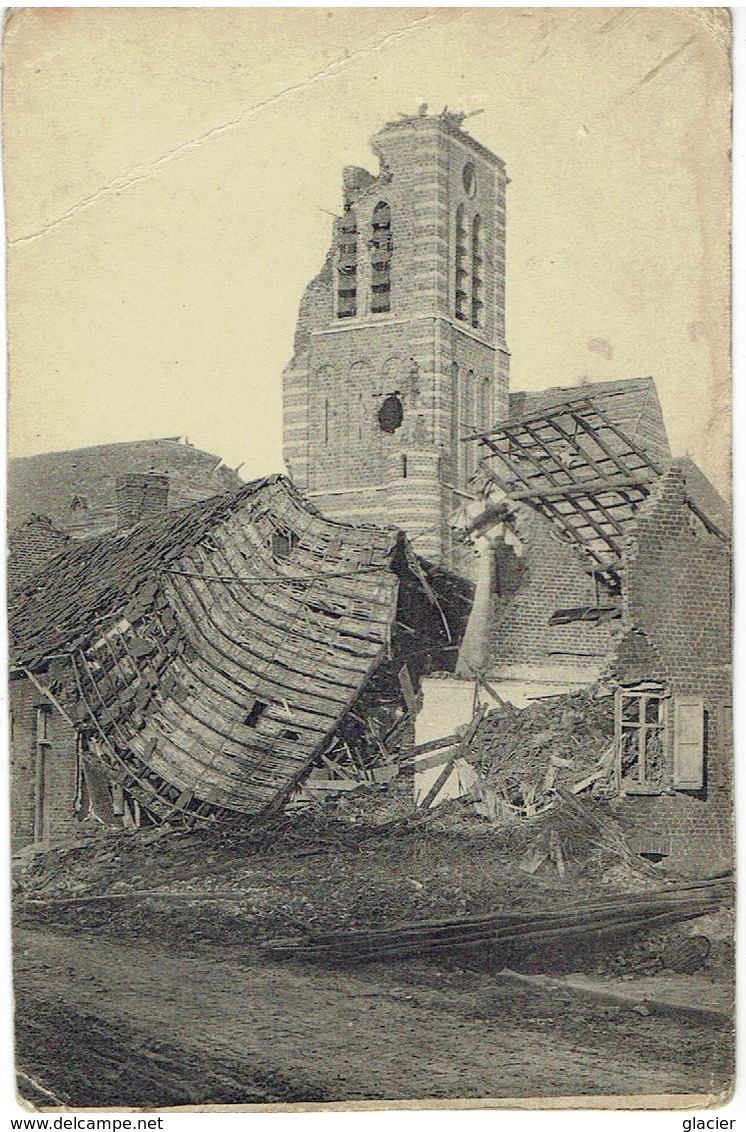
left=673, top=696, right=705, bottom=790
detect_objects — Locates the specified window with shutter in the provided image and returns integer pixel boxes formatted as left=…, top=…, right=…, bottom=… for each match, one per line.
left=673, top=696, right=705, bottom=790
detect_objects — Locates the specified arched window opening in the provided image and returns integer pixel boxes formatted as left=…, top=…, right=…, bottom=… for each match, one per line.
left=471, top=215, right=483, bottom=329
left=450, top=361, right=460, bottom=459
left=370, top=202, right=392, bottom=313
left=455, top=205, right=468, bottom=321
left=337, top=210, right=357, bottom=319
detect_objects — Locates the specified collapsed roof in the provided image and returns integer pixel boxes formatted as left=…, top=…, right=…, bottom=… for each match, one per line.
left=507, top=376, right=672, bottom=469
left=10, top=476, right=469, bottom=825
left=465, top=377, right=729, bottom=584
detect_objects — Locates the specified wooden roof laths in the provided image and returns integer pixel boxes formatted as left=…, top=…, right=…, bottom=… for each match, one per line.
left=470, top=397, right=666, bottom=580
left=11, top=475, right=415, bottom=821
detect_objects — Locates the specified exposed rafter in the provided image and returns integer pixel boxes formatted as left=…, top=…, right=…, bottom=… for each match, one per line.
left=467, top=397, right=666, bottom=582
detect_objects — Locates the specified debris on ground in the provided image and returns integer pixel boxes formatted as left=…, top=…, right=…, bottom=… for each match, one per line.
left=259, top=874, right=732, bottom=965
left=11, top=676, right=733, bottom=987
left=15, top=925, right=735, bottom=1108
left=468, top=688, right=615, bottom=816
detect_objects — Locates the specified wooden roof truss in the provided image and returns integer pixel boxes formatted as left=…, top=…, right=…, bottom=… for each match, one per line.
left=469, top=398, right=664, bottom=582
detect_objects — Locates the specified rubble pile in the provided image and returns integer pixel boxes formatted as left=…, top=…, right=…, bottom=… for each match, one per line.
left=14, top=809, right=597, bottom=947
left=285, top=688, right=649, bottom=884
left=470, top=689, right=615, bottom=818
left=392, top=687, right=661, bottom=884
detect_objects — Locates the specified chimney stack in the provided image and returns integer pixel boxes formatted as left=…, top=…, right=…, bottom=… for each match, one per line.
left=115, top=472, right=169, bottom=530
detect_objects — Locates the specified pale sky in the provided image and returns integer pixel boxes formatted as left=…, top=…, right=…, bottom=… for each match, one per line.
left=3, top=7, right=731, bottom=494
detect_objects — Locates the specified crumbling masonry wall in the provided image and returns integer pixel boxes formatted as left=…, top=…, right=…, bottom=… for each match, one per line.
left=485, top=507, right=617, bottom=679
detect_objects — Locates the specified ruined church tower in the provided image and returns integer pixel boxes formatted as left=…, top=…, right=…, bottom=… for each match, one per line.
left=282, top=109, right=509, bottom=566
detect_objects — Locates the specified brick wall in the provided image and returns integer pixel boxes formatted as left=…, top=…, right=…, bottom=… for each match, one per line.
left=314, top=450, right=447, bottom=563
left=485, top=506, right=616, bottom=674
left=609, top=788, right=733, bottom=876
left=8, top=515, right=70, bottom=593
left=613, top=467, right=733, bottom=874
left=622, top=467, right=731, bottom=701
left=115, top=472, right=169, bottom=529
left=10, top=677, right=81, bottom=850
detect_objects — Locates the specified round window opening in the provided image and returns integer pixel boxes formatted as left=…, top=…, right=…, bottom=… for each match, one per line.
left=378, top=393, right=404, bottom=434
left=462, top=162, right=477, bottom=198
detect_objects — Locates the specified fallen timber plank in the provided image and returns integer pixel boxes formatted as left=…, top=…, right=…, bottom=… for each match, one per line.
left=417, top=707, right=487, bottom=811
left=299, top=880, right=732, bottom=949
left=277, top=888, right=730, bottom=953
left=410, top=734, right=460, bottom=756
left=302, top=779, right=369, bottom=792
left=263, top=900, right=725, bottom=963
left=316, top=907, right=722, bottom=965
left=261, top=877, right=731, bottom=961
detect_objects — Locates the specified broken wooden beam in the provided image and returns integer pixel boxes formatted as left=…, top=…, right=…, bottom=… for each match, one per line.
left=260, top=874, right=732, bottom=963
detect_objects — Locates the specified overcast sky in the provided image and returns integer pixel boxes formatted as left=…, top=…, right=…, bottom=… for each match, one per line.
left=4, top=7, right=731, bottom=494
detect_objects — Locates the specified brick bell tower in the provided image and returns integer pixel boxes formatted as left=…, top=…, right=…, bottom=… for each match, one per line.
left=282, top=107, right=510, bottom=568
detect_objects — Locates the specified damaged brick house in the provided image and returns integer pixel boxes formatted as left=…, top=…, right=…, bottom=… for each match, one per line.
left=9, top=475, right=469, bottom=850
left=447, top=375, right=732, bottom=874
left=8, top=437, right=242, bottom=592
left=279, top=109, right=730, bottom=874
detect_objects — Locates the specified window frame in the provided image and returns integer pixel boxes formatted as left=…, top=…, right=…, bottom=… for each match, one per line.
left=614, top=685, right=668, bottom=795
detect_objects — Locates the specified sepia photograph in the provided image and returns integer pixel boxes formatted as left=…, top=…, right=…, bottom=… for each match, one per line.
left=3, top=6, right=734, bottom=1111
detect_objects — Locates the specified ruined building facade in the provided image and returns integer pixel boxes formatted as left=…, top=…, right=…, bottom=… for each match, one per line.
left=450, top=377, right=732, bottom=874
left=283, top=109, right=510, bottom=567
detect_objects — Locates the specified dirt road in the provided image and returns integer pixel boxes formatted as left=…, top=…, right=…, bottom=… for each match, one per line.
left=14, top=926, right=732, bottom=1108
